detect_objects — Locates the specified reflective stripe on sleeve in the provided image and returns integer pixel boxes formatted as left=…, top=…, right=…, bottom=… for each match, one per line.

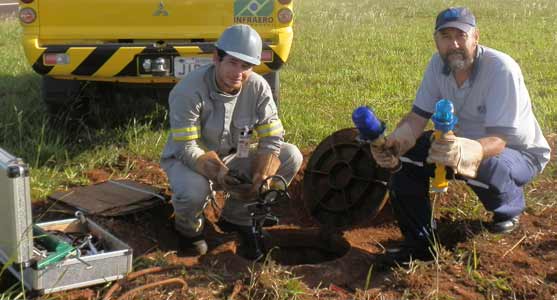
left=171, top=126, right=201, bottom=141
left=255, top=120, right=283, bottom=138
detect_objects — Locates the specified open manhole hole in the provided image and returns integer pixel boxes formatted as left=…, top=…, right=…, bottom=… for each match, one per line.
left=265, top=228, right=350, bottom=265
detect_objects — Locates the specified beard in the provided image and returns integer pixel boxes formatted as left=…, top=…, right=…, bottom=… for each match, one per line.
left=443, top=50, right=474, bottom=72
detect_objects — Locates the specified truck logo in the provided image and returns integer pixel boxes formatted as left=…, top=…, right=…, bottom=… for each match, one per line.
left=234, top=0, right=274, bottom=24
left=153, top=1, right=169, bottom=16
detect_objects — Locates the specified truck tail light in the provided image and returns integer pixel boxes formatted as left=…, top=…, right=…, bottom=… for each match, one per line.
left=278, top=0, right=292, bottom=4
left=277, top=8, right=293, bottom=24
left=19, top=8, right=36, bottom=24
left=261, top=50, right=273, bottom=62
left=43, top=53, right=70, bottom=65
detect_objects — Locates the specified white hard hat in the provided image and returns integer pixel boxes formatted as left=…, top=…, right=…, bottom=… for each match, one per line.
left=215, top=24, right=262, bottom=65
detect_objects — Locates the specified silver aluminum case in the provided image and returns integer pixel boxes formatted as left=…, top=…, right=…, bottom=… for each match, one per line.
left=0, top=147, right=133, bottom=294
left=0, top=218, right=133, bottom=294
left=3, top=218, right=133, bottom=294
left=0, top=147, right=33, bottom=265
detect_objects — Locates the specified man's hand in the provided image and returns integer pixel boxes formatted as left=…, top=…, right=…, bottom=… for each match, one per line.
left=250, top=152, right=281, bottom=197
left=195, top=151, right=229, bottom=185
left=427, top=133, right=484, bottom=178
left=370, top=144, right=399, bottom=169
left=370, top=122, right=416, bottom=169
left=222, top=170, right=254, bottom=200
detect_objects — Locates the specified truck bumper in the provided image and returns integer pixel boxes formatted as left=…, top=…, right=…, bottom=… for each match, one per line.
left=23, top=30, right=292, bottom=83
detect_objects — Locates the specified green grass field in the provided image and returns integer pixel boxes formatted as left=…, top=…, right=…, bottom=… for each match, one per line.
left=1, top=0, right=556, bottom=298
left=281, top=0, right=557, bottom=143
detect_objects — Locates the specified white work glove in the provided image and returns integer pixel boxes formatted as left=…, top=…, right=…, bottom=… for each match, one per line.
left=370, top=122, right=416, bottom=169
left=427, top=133, right=484, bottom=178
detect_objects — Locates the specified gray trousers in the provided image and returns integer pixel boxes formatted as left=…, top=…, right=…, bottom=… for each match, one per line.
left=161, top=143, right=303, bottom=238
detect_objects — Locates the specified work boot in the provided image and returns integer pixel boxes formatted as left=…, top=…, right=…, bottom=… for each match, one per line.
left=178, top=234, right=208, bottom=255
left=237, top=230, right=265, bottom=261
left=216, top=219, right=266, bottom=261
left=216, top=218, right=271, bottom=238
left=376, top=244, right=434, bottom=268
left=262, top=216, right=279, bottom=227
left=489, top=216, right=520, bottom=234
left=215, top=218, right=242, bottom=234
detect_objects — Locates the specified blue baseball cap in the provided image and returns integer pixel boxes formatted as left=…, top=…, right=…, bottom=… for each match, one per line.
left=435, top=7, right=476, bottom=32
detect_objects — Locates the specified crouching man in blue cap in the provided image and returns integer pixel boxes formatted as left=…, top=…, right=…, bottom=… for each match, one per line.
left=370, top=7, right=551, bottom=265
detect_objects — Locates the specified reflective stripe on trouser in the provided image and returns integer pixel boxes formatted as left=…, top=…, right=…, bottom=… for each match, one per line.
left=389, top=131, right=540, bottom=247
left=161, top=142, right=303, bottom=236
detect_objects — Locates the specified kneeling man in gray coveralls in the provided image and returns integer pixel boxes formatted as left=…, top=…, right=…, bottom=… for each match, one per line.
left=161, top=24, right=303, bottom=259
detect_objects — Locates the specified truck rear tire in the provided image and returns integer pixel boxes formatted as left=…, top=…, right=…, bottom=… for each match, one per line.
left=263, top=71, right=280, bottom=109
left=41, top=76, right=83, bottom=116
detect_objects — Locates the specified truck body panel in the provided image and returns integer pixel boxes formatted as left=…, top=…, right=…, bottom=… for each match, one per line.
left=20, top=0, right=294, bottom=83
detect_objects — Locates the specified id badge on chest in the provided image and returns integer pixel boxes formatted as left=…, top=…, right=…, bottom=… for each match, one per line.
left=237, top=126, right=252, bottom=158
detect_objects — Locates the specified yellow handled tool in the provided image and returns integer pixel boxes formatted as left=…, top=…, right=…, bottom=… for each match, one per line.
left=431, top=99, right=458, bottom=193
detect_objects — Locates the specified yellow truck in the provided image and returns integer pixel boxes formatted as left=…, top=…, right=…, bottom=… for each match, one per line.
left=18, top=0, right=294, bottom=114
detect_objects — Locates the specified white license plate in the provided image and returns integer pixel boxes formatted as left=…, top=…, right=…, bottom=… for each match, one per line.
left=173, top=57, right=212, bottom=78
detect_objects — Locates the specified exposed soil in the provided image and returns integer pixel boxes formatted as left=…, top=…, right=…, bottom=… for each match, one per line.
left=3, top=143, right=557, bottom=299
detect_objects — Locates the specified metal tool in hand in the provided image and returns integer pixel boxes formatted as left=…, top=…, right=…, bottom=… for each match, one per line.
left=431, top=99, right=458, bottom=193
left=224, top=169, right=252, bottom=186
left=352, top=105, right=402, bottom=172
left=244, top=175, right=290, bottom=260
left=191, top=170, right=254, bottom=232
left=352, top=105, right=386, bottom=145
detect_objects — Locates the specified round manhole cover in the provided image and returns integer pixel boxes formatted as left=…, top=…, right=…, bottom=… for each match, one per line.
left=303, top=128, right=390, bottom=229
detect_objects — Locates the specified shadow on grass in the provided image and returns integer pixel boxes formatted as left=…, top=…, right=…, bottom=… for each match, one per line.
left=0, top=74, right=172, bottom=167
left=437, top=217, right=486, bottom=250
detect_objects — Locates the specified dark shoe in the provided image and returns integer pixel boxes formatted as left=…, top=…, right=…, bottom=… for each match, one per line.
left=377, top=245, right=434, bottom=267
left=237, top=229, right=266, bottom=261
left=262, top=216, right=279, bottom=227
left=216, top=218, right=244, bottom=233
left=216, top=217, right=277, bottom=231
left=490, top=216, right=520, bottom=234
left=179, top=234, right=208, bottom=255
left=216, top=219, right=266, bottom=260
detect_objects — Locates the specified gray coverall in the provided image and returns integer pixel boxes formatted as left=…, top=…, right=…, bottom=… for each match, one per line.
left=161, top=64, right=303, bottom=238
